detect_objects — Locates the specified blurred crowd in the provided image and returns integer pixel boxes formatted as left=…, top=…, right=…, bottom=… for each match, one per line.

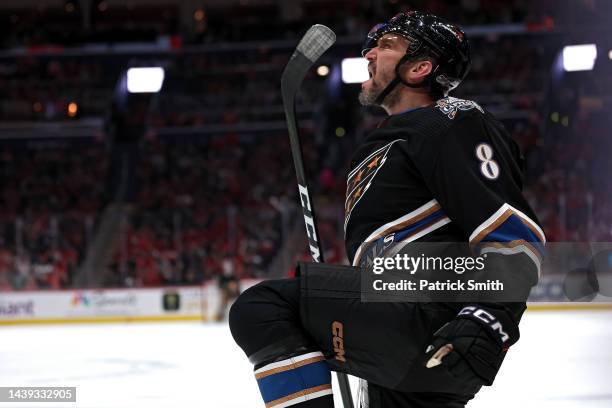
left=0, top=56, right=121, bottom=121
left=0, top=47, right=322, bottom=124
left=0, top=0, right=563, bottom=48
left=104, top=133, right=300, bottom=287
left=3, top=0, right=608, bottom=48
left=524, top=109, right=612, bottom=242
left=0, top=142, right=108, bottom=290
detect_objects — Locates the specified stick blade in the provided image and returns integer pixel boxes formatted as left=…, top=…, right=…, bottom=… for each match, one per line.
left=296, top=24, right=336, bottom=63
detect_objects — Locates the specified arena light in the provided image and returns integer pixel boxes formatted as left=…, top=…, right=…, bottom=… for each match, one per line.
left=316, top=65, right=330, bottom=76
left=67, top=102, right=78, bottom=118
left=341, top=58, right=369, bottom=83
left=127, top=67, right=165, bottom=93
left=562, top=44, right=597, bottom=72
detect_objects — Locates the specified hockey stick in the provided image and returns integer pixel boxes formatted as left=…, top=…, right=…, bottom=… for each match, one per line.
left=280, top=25, right=355, bottom=408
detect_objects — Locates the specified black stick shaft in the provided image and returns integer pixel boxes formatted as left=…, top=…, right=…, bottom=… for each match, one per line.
left=284, top=101, right=356, bottom=408
left=281, top=48, right=355, bottom=408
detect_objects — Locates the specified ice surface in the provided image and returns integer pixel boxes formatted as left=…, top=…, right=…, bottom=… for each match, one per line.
left=1, top=311, right=611, bottom=408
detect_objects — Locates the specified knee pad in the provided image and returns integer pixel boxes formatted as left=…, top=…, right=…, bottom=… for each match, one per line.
left=228, top=282, right=267, bottom=354
left=229, top=279, right=310, bottom=364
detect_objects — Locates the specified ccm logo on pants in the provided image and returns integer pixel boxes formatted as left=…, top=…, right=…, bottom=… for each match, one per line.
left=332, top=321, right=346, bottom=362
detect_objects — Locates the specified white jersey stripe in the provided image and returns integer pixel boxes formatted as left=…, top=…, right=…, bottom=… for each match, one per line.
left=269, top=387, right=334, bottom=408
left=353, top=215, right=450, bottom=266
left=361, top=199, right=440, bottom=243
left=254, top=351, right=324, bottom=375
left=400, top=217, right=452, bottom=244
left=351, top=199, right=441, bottom=265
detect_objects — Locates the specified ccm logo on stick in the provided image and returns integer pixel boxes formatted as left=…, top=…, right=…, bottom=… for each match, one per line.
left=332, top=321, right=346, bottom=362
left=298, top=184, right=321, bottom=262
left=459, top=306, right=510, bottom=343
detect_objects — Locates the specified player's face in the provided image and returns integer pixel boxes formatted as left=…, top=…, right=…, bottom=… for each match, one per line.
left=359, top=34, right=409, bottom=106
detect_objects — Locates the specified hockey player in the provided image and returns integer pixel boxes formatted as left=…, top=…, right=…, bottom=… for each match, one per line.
left=229, top=11, right=544, bottom=408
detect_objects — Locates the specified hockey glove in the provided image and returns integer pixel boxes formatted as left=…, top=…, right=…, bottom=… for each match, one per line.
left=424, top=304, right=520, bottom=388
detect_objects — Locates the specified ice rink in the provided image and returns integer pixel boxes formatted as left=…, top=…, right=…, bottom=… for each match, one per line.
left=1, top=310, right=611, bottom=408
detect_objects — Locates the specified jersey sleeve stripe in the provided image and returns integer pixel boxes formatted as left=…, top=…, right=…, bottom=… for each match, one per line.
left=351, top=199, right=451, bottom=265
left=266, top=385, right=333, bottom=408
left=479, top=240, right=542, bottom=261
left=397, top=217, right=451, bottom=244
left=393, top=210, right=448, bottom=241
left=469, top=206, right=513, bottom=245
left=479, top=240, right=543, bottom=277
left=352, top=213, right=451, bottom=266
left=255, top=355, right=326, bottom=380
left=360, top=199, right=442, bottom=243
left=361, top=217, right=452, bottom=266
left=469, top=203, right=546, bottom=246
left=255, top=354, right=332, bottom=407
left=514, top=213, right=546, bottom=244
left=479, top=217, right=545, bottom=255
left=254, top=352, right=325, bottom=375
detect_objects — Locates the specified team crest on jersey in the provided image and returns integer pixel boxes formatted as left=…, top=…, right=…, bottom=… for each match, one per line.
left=344, top=140, right=399, bottom=231
left=435, top=97, right=484, bottom=120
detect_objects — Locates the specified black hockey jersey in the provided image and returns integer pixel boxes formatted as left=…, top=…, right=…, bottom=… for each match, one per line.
left=344, top=97, right=545, bottom=284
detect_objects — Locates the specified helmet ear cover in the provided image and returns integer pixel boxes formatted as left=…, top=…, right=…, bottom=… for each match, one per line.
left=373, top=43, right=439, bottom=105
left=394, top=43, right=439, bottom=88
left=372, top=39, right=443, bottom=105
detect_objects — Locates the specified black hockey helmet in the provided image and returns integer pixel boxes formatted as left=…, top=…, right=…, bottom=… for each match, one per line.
left=362, top=11, right=471, bottom=103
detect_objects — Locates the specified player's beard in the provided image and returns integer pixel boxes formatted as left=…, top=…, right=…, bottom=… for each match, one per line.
left=359, top=73, right=401, bottom=108
left=358, top=86, right=378, bottom=106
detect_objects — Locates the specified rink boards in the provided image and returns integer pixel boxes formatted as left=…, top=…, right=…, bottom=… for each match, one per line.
left=0, top=282, right=259, bottom=325
left=1, top=277, right=610, bottom=325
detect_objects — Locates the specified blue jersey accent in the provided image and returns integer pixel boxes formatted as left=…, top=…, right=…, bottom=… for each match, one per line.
left=356, top=209, right=447, bottom=269
left=393, top=210, right=446, bottom=241
left=481, top=214, right=545, bottom=256
left=257, top=360, right=331, bottom=404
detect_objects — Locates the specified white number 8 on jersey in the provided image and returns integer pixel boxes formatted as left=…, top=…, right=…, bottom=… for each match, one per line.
left=475, top=143, right=500, bottom=180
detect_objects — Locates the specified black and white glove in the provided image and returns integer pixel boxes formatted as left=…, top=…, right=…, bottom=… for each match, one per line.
left=424, top=304, right=520, bottom=388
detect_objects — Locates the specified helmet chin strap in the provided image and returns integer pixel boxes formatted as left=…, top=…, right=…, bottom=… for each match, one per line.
left=374, top=76, right=402, bottom=106
left=374, top=51, right=435, bottom=107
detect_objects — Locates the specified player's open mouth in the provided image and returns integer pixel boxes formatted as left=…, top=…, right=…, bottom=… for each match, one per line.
left=368, top=65, right=375, bottom=78
left=363, top=67, right=374, bottom=86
